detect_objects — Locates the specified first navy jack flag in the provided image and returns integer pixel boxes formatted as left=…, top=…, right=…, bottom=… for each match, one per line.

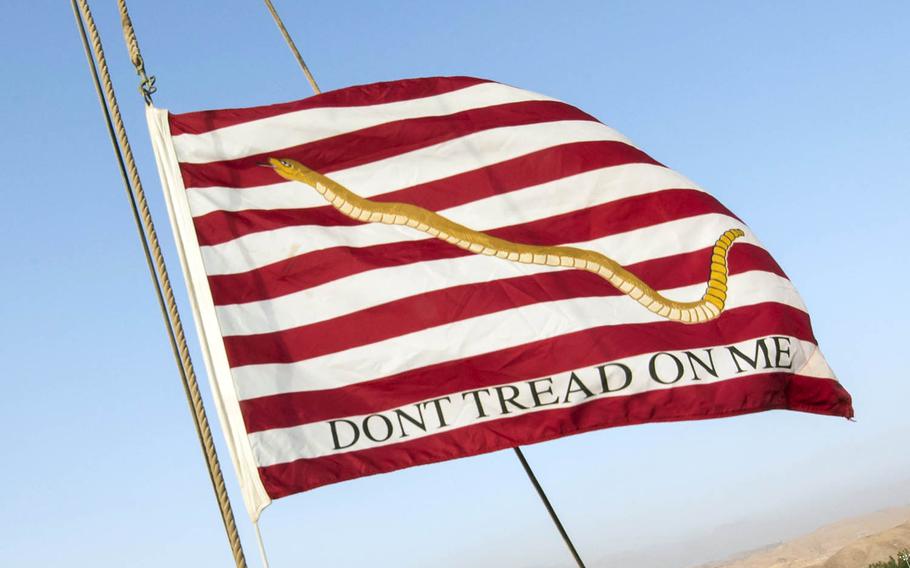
left=146, top=76, right=853, bottom=519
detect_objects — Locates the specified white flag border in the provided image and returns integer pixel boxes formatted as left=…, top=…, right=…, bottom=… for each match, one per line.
left=146, top=106, right=271, bottom=521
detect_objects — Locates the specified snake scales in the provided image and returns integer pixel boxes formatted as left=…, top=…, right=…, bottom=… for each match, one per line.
left=269, top=157, right=744, bottom=324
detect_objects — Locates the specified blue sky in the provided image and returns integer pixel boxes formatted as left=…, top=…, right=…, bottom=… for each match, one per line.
left=1, top=1, right=908, bottom=567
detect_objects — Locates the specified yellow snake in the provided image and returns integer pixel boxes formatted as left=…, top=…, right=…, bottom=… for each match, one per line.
left=269, top=157, right=745, bottom=324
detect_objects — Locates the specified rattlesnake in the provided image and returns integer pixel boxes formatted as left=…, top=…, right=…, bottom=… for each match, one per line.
left=269, top=157, right=744, bottom=324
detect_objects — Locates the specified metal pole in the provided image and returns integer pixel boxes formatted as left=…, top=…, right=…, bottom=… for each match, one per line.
left=513, top=447, right=588, bottom=568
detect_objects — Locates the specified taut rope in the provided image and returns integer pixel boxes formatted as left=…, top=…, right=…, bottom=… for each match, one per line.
left=71, top=2, right=248, bottom=566
left=115, top=0, right=156, bottom=104
left=263, top=0, right=321, bottom=95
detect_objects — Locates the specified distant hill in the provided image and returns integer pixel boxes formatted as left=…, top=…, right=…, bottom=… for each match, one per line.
left=820, top=521, right=910, bottom=568
left=697, top=506, right=910, bottom=568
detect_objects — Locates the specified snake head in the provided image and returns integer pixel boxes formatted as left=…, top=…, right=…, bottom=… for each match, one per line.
left=267, top=157, right=296, bottom=178
left=268, top=157, right=327, bottom=188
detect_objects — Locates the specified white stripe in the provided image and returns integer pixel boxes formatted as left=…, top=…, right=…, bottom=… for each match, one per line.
left=200, top=162, right=699, bottom=275
left=186, top=157, right=676, bottom=216
left=216, top=213, right=753, bottom=336
left=231, top=270, right=806, bottom=400
left=249, top=336, right=825, bottom=465
left=184, top=119, right=633, bottom=216
left=188, top=180, right=323, bottom=217
left=799, top=345, right=835, bottom=379
left=172, top=82, right=556, bottom=164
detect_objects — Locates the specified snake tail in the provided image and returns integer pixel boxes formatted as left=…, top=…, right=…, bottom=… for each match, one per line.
left=269, top=158, right=745, bottom=324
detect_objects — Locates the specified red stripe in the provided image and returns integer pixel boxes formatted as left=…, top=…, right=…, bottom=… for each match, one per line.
left=239, top=300, right=812, bottom=433
left=168, top=76, right=490, bottom=136
left=208, top=188, right=736, bottom=306
left=178, top=100, right=600, bottom=190
left=192, top=140, right=657, bottom=246
left=196, top=206, right=357, bottom=247
left=256, top=373, right=853, bottom=498
left=224, top=243, right=780, bottom=367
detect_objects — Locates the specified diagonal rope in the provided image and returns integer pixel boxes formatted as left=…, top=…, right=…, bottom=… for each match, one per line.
left=263, top=0, right=321, bottom=95
left=115, top=0, right=156, bottom=104
left=255, top=5, right=590, bottom=568
left=256, top=4, right=585, bottom=568
left=71, top=1, right=248, bottom=566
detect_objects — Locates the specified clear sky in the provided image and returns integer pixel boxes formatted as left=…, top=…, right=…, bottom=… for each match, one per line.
left=1, top=1, right=908, bottom=567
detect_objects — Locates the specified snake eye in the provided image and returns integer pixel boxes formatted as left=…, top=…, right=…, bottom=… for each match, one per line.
left=279, top=160, right=291, bottom=167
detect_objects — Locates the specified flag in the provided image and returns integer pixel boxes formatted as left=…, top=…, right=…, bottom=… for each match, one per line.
left=146, top=76, right=853, bottom=519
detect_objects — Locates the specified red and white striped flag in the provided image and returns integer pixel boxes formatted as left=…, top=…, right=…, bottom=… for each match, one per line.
left=147, top=76, right=852, bottom=519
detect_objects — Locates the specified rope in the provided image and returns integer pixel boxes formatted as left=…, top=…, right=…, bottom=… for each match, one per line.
left=263, top=0, right=321, bottom=94
left=115, top=0, right=156, bottom=103
left=71, top=2, right=248, bottom=566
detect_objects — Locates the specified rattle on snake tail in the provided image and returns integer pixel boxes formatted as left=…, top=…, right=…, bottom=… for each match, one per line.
left=269, top=157, right=745, bottom=324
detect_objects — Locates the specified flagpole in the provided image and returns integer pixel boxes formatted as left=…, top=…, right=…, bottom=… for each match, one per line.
left=514, top=448, right=589, bottom=568
left=71, top=2, right=249, bottom=566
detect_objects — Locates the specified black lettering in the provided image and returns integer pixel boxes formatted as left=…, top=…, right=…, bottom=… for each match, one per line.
left=362, top=414, right=394, bottom=442
left=461, top=388, right=491, bottom=419
left=528, top=378, right=558, bottom=408
left=421, top=396, right=452, bottom=428
left=685, top=349, right=717, bottom=380
left=649, top=352, right=685, bottom=384
left=727, top=339, right=772, bottom=373
left=563, top=372, right=594, bottom=402
left=772, top=336, right=793, bottom=369
left=394, top=406, right=426, bottom=438
left=329, top=419, right=360, bottom=450
left=495, top=385, right=528, bottom=414
left=597, top=363, right=633, bottom=393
